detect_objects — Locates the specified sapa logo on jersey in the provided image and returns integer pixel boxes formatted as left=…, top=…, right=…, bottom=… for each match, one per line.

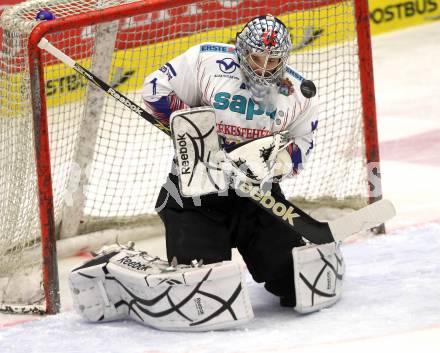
left=213, top=92, right=277, bottom=120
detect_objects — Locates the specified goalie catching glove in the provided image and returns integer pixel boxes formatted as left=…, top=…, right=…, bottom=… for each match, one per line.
left=220, top=131, right=294, bottom=185
left=69, top=243, right=254, bottom=331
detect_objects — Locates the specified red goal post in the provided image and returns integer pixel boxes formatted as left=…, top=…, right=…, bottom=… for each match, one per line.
left=0, top=0, right=381, bottom=314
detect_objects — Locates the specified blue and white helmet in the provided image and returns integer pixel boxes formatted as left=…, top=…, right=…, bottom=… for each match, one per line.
left=236, top=14, right=292, bottom=101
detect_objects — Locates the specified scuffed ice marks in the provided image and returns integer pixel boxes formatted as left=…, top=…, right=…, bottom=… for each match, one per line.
left=2, top=223, right=439, bottom=353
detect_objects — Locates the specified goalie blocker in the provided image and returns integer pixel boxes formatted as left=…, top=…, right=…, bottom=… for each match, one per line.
left=69, top=242, right=343, bottom=331
left=170, top=106, right=294, bottom=197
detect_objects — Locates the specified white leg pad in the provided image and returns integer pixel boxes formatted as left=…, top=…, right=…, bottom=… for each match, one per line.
left=69, top=253, right=128, bottom=322
left=69, top=249, right=254, bottom=331
left=107, top=252, right=254, bottom=331
left=293, top=242, right=345, bottom=314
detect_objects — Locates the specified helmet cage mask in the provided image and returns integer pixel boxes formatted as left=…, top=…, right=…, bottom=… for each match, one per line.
left=236, top=15, right=292, bottom=89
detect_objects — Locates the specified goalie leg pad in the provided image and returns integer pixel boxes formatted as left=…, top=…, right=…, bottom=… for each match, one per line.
left=69, top=251, right=128, bottom=322
left=293, top=242, right=345, bottom=314
left=107, top=252, right=254, bottom=331
left=70, top=248, right=254, bottom=331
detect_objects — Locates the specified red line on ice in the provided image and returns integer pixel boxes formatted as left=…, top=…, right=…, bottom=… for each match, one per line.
left=380, top=129, right=440, bottom=165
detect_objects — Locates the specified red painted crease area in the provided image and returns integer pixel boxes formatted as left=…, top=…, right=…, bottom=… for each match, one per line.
left=0, top=317, right=39, bottom=329
left=380, top=129, right=440, bottom=166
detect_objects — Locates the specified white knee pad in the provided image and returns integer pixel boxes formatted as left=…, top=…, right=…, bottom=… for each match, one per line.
left=292, top=242, right=345, bottom=314
left=69, top=247, right=254, bottom=331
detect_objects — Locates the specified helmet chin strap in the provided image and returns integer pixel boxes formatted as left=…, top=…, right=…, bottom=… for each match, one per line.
left=235, top=14, right=292, bottom=97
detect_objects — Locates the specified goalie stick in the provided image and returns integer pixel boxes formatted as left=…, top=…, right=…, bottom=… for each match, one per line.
left=37, top=38, right=395, bottom=244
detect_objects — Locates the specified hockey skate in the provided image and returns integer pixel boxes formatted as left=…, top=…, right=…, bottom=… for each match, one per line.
left=69, top=243, right=254, bottom=331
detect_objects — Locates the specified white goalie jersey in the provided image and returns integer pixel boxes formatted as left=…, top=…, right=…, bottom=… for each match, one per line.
left=141, top=42, right=318, bottom=174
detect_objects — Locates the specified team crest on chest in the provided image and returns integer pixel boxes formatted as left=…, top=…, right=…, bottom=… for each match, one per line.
left=216, top=58, right=239, bottom=74
left=279, top=78, right=294, bottom=96
left=214, top=58, right=240, bottom=80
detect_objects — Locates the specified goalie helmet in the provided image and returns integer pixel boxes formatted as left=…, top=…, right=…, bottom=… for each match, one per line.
left=236, top=14, right=292, bottom=102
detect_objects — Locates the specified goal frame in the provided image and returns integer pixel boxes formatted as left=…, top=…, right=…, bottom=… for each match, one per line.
left=22, top=0, right=381, bottom=314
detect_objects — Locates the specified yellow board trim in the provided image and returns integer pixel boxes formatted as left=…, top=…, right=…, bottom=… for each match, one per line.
left=2, top=0, right=438, bottom=116
left=369, top=0, right=440, bottom=36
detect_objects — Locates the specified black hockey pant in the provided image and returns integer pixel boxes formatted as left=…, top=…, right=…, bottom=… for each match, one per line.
left=155, top=173, right=305, bottom=303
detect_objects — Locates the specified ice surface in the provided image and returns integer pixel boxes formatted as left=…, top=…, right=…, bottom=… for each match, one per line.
left=1, top=16, right=440, bottom=353
left=1, top=224, right=440, bottom=353
left=373, top=22, right=440, bottom=230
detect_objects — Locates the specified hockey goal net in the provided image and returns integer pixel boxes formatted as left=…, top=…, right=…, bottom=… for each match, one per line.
left=0, top=0, right=381, bottom=314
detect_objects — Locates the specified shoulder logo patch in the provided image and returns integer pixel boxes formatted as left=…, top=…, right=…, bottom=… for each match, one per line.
left=279, top=78, right=294, bottom=96
left=216, top=58, right=239, bottom=73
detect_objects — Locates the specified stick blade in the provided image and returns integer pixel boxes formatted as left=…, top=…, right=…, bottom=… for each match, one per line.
left=329, top=199, right=396, bottom=241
